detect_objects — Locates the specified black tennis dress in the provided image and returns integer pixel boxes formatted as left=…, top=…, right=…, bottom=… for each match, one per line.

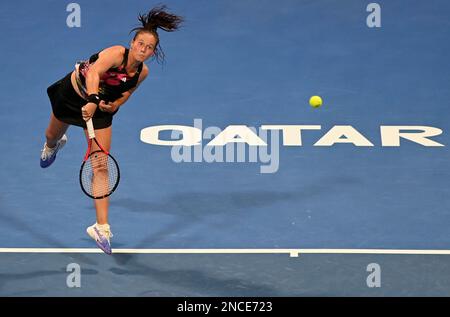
left=47, top=47, right=143, bottom=129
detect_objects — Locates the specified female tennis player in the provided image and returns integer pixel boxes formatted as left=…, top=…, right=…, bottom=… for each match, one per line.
left=40, top=6, right=183, bottom=254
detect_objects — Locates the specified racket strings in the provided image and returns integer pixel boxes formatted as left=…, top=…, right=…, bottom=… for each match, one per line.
left=80, top=152, right=119, bottom=198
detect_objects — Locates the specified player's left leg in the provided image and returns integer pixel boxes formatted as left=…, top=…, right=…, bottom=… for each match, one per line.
left=84, top=125, right=114, bottom=254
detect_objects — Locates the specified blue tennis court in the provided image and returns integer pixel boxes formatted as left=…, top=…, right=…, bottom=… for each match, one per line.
left=0, top=0, right=449, bottom=296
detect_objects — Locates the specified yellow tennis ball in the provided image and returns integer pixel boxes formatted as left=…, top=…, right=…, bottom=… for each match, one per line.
left=309, top=96, right=323, bottom=108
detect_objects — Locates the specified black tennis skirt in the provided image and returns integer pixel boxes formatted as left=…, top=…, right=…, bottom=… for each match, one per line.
left=47, top=72, right=114, bottom=129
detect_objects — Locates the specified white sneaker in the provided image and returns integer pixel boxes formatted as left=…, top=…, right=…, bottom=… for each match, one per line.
left=40, top=134, right=67, bottom=168
left=87, top=223, right=113, bottom=255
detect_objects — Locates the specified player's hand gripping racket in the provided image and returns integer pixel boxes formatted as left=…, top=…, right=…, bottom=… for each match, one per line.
left=79, top=118, right=120, bottom=199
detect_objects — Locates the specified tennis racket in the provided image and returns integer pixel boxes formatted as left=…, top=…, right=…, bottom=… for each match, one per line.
left=79, top=118, right=120, bottom=199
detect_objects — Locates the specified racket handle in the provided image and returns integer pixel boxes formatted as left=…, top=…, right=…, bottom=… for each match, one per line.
left=86, top=119, right=95, bottom=139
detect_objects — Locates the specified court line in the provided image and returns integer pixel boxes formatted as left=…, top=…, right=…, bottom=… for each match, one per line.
left=1, top=248, right=450, bottom=257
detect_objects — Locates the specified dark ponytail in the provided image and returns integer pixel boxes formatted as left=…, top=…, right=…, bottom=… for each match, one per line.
left=130, top=5, right=183, bottom=63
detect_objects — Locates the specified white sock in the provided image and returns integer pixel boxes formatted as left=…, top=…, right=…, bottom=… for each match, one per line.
left=45, top=142, right=57, bottom=150
left=96, top=223, right=110, bottom=230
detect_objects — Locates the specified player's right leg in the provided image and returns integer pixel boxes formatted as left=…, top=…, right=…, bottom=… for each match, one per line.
left=40, top=113, right=69, bottom=168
